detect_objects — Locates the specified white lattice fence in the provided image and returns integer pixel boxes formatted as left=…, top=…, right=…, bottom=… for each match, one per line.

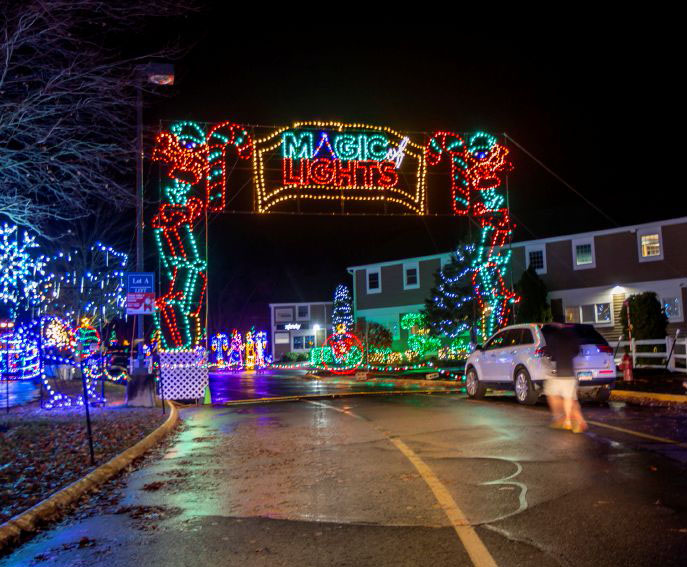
left=160, top=349, right=208, bottom=400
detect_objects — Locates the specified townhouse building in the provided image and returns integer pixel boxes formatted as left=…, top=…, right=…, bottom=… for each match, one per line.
left=347, top=217, right=687, bottom=344
left=268, top=301, right=333, bottom=360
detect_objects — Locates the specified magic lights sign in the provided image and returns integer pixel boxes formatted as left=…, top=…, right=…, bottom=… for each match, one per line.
left=253, top=121, right=426, bottom=213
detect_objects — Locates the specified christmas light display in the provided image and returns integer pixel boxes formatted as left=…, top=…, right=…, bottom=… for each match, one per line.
left=42, top=241, right=128, bottom=326
left=42, top=315, right=75, bottom=350
left=332, top=284, right=353, bottom=332
left=401, top=313, right=441, bottom=358
left=255, top=121, right=426, bottom=213
left=228, top=329, right=243, bottom=368
left=0, top=223, right=50, bottom=317
left=152, top=122, right=253, bottom=351
left=243, top=329, right=256, bottom=370
left=211, top=332, right=229, bottom=368
left=425, top=131, right=517, bottom=341
left=0, top=324, right=40, bottom=380
left=321, top=331, right=364, bottom=375
left=254, top=330, right=268, bottom=368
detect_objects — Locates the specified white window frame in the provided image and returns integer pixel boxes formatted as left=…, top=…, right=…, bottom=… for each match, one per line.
left=296, top=304, right=310, bottom=321
left=366, top=267, right=381, bottom=294
left=525, top=244, right=547, bottom=275
left=403, top=261, right=420, bottom=290
left=637, top=226, right=664, bottom=262
left=572, top=237, right=596, bottom=270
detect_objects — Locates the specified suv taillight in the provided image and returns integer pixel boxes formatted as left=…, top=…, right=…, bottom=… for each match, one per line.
left=597, top=345, right=613, bottom=354
left=534, top=346, right=551, bottom=358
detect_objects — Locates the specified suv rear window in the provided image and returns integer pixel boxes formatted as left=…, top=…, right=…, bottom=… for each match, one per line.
left=541, top=324, right=608, bottom=346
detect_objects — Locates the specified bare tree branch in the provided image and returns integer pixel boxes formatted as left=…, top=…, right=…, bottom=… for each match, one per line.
left=0, top=0, right=198, bottom=235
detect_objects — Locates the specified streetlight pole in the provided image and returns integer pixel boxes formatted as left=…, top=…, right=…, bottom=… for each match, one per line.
left=133, top=63, right=174, bottom=372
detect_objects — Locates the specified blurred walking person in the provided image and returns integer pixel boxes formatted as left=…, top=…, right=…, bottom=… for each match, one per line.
left=545, top=324, right=588, bottom=433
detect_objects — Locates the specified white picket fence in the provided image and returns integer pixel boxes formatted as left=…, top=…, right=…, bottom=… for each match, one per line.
left=610, top=336, right=687, bottom=374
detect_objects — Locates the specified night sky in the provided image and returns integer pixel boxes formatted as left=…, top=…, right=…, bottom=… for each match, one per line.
left=145, top=11, right=683, bottom=332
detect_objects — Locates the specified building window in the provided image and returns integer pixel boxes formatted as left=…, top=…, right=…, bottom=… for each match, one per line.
left=637, top=227, right=663, bottom=262
left=596, top=303, right=611, bottom=323
left=640, top=234, right=660, bottom=257
left=572, top=237, right=595, bottom=269
left=274, top=307, right=293, bottom=322
left=565, top=306, right=580, bottom=323
left=403, top=262, right=419, bottom=290
left=293, top=335, right=315, bottom=350
left=580, top=304, right=595, bottom=324
left=525, top=245, right=546, bottom=274
left=297, top=305, right=309, bottom=320
left=663, top=297, right=682, bottom=321
left=367, top=268, right=381, bottom=294
left=274, top=332, right=290, bottom=345
left=573, top=303, right=612, bottom=325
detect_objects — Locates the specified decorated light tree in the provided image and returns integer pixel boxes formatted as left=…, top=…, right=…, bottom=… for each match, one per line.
left=332, top=284, right=354, bottom=333
left=423, top=246, right=475, bottom=341
left=0, top=223, right=50, bottom=318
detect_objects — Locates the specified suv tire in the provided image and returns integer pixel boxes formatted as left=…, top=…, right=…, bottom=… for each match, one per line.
left=595, top=387, right=611, bottom=403
left=466, top=367, right=486, bottom=399
left=514, top=367, right=538, bottom=405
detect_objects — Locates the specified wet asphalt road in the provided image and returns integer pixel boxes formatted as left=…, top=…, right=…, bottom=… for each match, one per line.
left=4, top=370, right=687, bottom=566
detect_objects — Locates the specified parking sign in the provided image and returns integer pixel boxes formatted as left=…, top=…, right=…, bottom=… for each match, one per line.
left=126, top=272, right=155, bottom=315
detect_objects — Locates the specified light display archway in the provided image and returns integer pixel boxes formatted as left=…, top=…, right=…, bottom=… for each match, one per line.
left=152, top=120, right=518, bottom=386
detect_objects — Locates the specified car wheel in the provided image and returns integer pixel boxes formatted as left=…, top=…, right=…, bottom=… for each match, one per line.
left=465, top=367, right=486, bottom=399
left=514, top=367, right=538, bottom=405
left=595, top=387, right=611, bottom=403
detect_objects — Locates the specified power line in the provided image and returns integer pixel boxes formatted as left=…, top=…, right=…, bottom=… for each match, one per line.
left=503, top=133, right=619, bottom=227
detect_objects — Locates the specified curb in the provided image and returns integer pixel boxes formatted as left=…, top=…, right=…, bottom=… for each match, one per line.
left=0, top=400, right=179, bottom=552
left=305, top=373, right=461, bottom=388
left=611, top=389, right=687, bottom=404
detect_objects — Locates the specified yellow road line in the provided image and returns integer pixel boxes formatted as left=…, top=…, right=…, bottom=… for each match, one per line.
left=587, top=419, right=687, bottom=448
left=389, top=437, right=498, bottom=567
left=305, top=399, right=498, bottom=567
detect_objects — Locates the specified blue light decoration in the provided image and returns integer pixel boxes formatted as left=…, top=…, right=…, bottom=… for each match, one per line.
left=228, top=329, right=243, bottom=368
left=254, top=330, right=269, bottom=368
left=45, top=241, right=128, bottom=326
left=0, top=223, right=50, bottom=318
left=211, top=332, right=229, bottom=368
left=332, top=285, right=353, bottom=333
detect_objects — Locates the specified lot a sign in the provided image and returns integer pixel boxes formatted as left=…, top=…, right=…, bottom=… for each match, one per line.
left=126, top=272, right=155, bottom=315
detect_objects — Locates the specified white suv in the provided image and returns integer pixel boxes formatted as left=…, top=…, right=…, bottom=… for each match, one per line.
left=464, top=323, right=616, bottom=404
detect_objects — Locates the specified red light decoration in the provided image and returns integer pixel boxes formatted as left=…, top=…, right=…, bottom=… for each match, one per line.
left=322, top=331, right=364, bottom=375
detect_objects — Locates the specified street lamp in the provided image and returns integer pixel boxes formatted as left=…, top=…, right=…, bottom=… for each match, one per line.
left=134, top=63, right=174, bottom=372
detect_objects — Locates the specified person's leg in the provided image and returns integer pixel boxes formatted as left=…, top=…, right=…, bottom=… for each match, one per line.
left=571, top=402, right=587, bottom=432
left=545, top=379, right=564, bottom=425
left=562, top=395, right=574, bottom=428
